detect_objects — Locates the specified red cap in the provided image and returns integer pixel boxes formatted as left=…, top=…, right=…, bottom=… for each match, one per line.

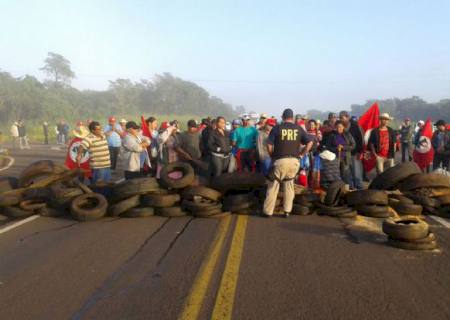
left=108, top=116, right=116, bottom=122
left=160, top=121, right=169, bottom=130
left=266, top=118, right=277, bottom=127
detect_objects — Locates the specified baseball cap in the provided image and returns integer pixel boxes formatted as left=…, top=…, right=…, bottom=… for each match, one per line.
left=328, top=112, right=337, bottom=119
left=260, top=113, right=268, bottom=119
left=282, top=108, right=294, bottom=119
left=108, top=116, right=116, bottom=122
left=266, top=118, right=277, bottom=127
left=232, top=119, right=241, bottom=125
left=160, top=121, right=170, bottom=130
left=119, top=118, right=127, bottom=123
left=126, top=121, right=140, bottom=129
left=187, top=119, right=198, bottom=128
left=435, top=119, right=446, bottom=127
left=242, top=115, right=250, bottom=121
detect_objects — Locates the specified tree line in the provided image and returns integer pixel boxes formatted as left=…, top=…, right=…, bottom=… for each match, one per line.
left=0, top=52, right=240, bottom=126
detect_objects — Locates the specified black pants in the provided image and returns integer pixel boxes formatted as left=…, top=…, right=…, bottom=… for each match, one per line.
left=433, top=153, right=449, bottom=170
left=109, top=146, right=121, bottom=170
left=401, top=142, right=412, bottom=162
left=124, top=170, right=144, bottom=180
left=238, top=149, right=255, bottom=172
left=211, top=154, right=230, bottom=177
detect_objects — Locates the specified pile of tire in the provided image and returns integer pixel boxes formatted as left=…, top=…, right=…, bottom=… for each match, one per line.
left=292, top=192, right=320, bottom=215
left=382, top=216, right=437, bottom=250
left=0, top=160, right=97, bottom=222
left=316, top=181, right=357, bottom=218
left=181, top=186, right=229, bottom=218
left=345, top=189, right=392, bottom=218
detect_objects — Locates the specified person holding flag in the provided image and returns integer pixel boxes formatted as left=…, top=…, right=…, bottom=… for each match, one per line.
left=358, top=102, right=380, bottom=176
left=65, top=124, right=91, bottom=181
left=368, top=113, right=396, bottom=174
left=412, top=118, right=434, bottom=172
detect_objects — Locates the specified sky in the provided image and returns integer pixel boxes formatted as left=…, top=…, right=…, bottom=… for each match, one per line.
left=1, top=0, right=450, bottom=115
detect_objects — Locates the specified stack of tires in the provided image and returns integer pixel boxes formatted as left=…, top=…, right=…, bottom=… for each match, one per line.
left=222, top=191, right=257, bottom=215
left=181, top=186, right=229, bottom=218
left=346, top=189, right=392, bottom=218
left=292, top=192, right=320, bottom=215
left=316, top=181, right=357, bottom=218
left=382, top=216, right=437, bottom=250
left=369, top=162, right=450, bottom=217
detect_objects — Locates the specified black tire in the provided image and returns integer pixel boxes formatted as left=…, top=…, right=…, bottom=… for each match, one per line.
left=387, top=238, right=437, bottom=250
left=159, top=162, right=195, bottom=189
left=0, top=176, right=19, bottom=194
left=3, top=206, right=34, bottom=219
left=18, top=160, right=67, bottom=187
left=70, top=193, right=108, bottom=221
left=181, top=186, right=222, bottom=201
left=234, top=208, right=253, bottom=215
left=316, top=203, right=353, bottom=216
left=391, top=202, right=423, bottom=216
left=338, top=210, right=358, bottom=218
left=324, top=181, right=346, bottom=206
left=369, top=162, right=421, bottom=190
left=181, top=199, right=222, bottom=212
left=211, top=172, right=266, bottom=192
left=112, top=178, right=160, bottom=201
left=389, top=194, right=414, bottom=204
left=355, top=205, right=392, bottom=218
left=19, top=199, right=47, bottom=211
left=399, top=174, right=450, bottom=192
left=223, top=193, right=255, bottom=207
left=141, top=193, right=180, bottom=208
left=121, top=207, right=155, bottom=218
left=393, top=232, right=436, bottom=244
left=382, top=216, right=429, bottom=241
left=292, top=204, right=310, bottom=215
left=109, top=195, right=141, bottom=217
left=437, top=205, right=450, bottom=218
left=346, top=190, right=388, bottom=206
left=49, top=186, right=84, bottom=209
left=406, top=194, right=438, bottom=208
left=37, top=206, right=66, bottom=217
left=0, top=195, right=21, bottom=207
left=155, top=206, right=187, bottom=217
left=23, top=187, right=52, bottom=201
left=294, top=193, right=320, bottom=205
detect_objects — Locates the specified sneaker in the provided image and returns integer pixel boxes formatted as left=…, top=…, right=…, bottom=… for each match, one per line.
left=260, top=212, right=272, bottom=218
left=283, top=212, right=290, bottom=218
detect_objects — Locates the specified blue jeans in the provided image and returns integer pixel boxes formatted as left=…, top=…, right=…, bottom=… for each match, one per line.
left=261, top=158, right=272, bottom=176
left=349, top=155, right=364, bottom=189
left=91, top=168, right=112, bottom=184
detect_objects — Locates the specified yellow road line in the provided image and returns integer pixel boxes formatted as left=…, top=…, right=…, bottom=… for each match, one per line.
left=211, top=215, right=248, bottom=320
left=178, top=216, right=232, bottom=320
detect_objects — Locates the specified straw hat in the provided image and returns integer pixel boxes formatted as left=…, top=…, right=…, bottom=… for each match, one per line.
left=73, top=126, right=90, bottom=139
left=379, top=113, right=392, bottom=120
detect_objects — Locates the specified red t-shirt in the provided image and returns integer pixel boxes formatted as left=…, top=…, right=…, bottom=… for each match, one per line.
left=378, top=128, right=390, bottom=158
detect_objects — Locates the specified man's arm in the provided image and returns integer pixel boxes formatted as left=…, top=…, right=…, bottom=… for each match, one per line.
left=267, top=143, right=274, bottom=156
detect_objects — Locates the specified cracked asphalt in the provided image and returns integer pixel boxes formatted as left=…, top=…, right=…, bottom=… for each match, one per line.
left=1, top=145, right=450, bottom=320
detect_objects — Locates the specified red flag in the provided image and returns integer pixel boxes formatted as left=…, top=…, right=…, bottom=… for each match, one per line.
left=413, top=118, right=434, bottom=170
left=141, top=115, right=152, bottom=139
left=358, top=102, right=380, bottom=173
left=65, top=137, right=91, bottom=178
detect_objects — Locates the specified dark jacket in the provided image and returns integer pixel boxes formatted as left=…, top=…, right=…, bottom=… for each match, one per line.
left=323, top=130, right=355, bottom=166
left=368, top=127, right=396, bottom=159
left=399, top=124, right=413, bottom=143
left=208, top=129, right=232, bottom=155
left=320, top=157, right=341, bottom=186
left=431, top=129, right=450, bottom=155
left=201, top=126, right=213, bottom=157
left=347, top=120, right=363, bottom=155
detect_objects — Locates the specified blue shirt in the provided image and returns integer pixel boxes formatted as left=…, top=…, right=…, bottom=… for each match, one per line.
left=104, top=124, right=123, bottom=147
left=231, top=126, right=258, bottom=149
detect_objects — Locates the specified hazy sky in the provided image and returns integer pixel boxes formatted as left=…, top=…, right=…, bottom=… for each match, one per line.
left=1, top=0, right=449, bottom=115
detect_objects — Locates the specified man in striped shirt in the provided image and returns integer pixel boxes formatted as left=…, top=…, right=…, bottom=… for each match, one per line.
left=76, top=121, right=112, bottom=184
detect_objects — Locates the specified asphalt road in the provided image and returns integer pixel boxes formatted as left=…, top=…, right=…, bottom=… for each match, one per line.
left=1, top=144, right=450, bottom=320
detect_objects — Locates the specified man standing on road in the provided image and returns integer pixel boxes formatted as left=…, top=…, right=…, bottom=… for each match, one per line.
left=77, top=121, right=112, bottom=184
left=368, top=113, right=396, bottom=174
left=17, top=120, right=30, bottom=149
left=431, top=120, right=450, bottom=170
left=231, top=115, right=258, bottom=172
left=122, top=121, right=150, bottom=180
left=10, top=121, right=19, bottom=149
left=104, top=116, right=123, bottom=171
left=399, top=118, right=414, bottom=162
left=257, top=118, right=276, bottom=176
left=339, top=111, right=364, bottom=189
left=208, top=116, right=232, bottom=177
left=262, top=108, right=313, bottom=218
left=175, top=120, right=204, bottom=173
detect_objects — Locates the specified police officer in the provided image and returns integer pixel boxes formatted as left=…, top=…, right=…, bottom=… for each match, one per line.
left=262, top=108, right=313, bottom=218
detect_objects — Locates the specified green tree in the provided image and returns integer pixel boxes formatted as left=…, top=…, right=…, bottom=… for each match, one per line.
left=40, top=52, right=75, bottom=87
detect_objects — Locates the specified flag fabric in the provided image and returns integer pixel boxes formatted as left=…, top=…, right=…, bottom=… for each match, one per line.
left=358, top=102, right=380, bottom=173
left=140, top=115, right=152, bottom=169
left=413, top=118, right=434, bottom=170
left=65, top=137, right=91, bottom=177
